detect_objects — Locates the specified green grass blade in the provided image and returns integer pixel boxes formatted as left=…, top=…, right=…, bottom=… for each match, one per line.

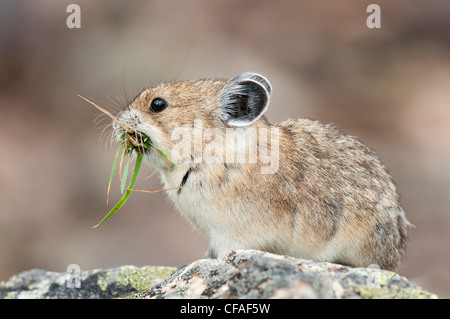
left=147, top=140, right=179, bottom=166
left=107, top=145, right=122, bottom=205
left=93, top=153, right=143, bottom=228
left=156, top=148, right=179, bottom=166
left=120, top=157, right=130, bottom=194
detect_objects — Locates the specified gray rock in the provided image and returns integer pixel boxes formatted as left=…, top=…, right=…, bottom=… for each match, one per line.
left=0, top=250, right=438, bottom=299
left=0, top=265, right=177, bottom=299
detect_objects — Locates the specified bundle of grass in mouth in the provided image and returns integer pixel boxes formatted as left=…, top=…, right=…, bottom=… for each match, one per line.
left=79, top=95, right=179, bottom=228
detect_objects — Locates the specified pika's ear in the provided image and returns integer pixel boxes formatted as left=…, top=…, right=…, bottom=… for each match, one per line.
left=219, top=72, right=271, bottom=127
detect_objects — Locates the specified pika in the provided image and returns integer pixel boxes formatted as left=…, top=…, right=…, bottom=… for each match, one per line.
left=113, top=72, right=411, bottom=271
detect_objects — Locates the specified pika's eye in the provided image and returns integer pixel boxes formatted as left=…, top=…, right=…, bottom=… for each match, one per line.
left=149, top=98, right=168, bottom=112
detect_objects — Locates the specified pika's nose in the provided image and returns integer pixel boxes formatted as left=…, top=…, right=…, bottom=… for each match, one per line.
left=116, top=109, right=142, bottom=128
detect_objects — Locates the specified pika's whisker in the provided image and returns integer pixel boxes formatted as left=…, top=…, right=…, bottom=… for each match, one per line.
left=78, top=94, right=130, bottom=132
left=98, top=123, right=113, bottom=145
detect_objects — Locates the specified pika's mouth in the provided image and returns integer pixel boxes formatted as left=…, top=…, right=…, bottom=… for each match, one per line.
left=115, top=127, right=178, bottom=166
left=116, top=128, right=152, bottom=155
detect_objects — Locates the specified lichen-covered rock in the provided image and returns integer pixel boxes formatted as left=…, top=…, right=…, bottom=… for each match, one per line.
left=131, top=250, right=437, bottom=299
left=0, top=265, right=176, bottom=299
left=0, top=250, right=437, bottom=299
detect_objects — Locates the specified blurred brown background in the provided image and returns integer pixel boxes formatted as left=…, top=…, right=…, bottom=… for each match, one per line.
left=0, top=0, right=449, bottom=297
